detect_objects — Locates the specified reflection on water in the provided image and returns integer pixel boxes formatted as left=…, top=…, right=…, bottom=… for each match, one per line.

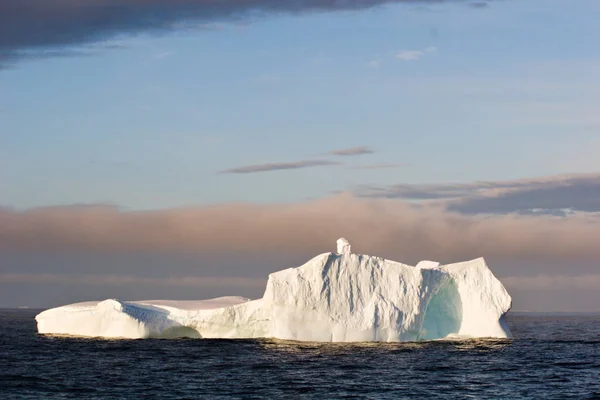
left=257, top=337, right=513, bottom=356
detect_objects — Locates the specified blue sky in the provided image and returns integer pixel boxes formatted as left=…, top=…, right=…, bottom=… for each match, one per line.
left=1, top=0, right=598, bottom=209
left=1, top=0, right=600, bottom=310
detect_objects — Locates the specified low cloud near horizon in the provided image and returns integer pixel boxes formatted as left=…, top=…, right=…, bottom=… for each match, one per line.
left=2, top=171, right=600, bottom=310
left=2, top=193, right=599, bottom=262
left=0, top=0, right=492, bottom=67
left=0, top=273, right=265, bottom=290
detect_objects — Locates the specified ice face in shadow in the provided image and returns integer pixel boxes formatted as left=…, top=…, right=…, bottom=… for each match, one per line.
left=419, top=279, right=462, bottom=340
left=36, top=239, right=512, bottom=341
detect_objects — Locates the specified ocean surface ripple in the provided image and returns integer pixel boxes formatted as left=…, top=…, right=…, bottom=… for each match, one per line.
left=1, top=310, right=599, bottom=399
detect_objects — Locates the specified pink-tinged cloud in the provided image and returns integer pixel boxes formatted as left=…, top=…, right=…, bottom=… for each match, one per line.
left=1, top=195, right=600, bottom=263
left=502, top=274, right=600, bottom=291
left=0, top=273, right=265, bottom=288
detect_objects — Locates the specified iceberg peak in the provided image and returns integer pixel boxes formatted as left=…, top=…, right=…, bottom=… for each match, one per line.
left=336, top=237, right=351, bottom=256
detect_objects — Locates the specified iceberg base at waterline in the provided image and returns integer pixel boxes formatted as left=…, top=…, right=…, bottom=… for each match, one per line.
left=36, top=238, right=513, bottom=341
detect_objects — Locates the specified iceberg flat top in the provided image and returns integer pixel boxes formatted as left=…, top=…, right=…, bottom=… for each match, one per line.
left=133, top=297, right=251, bottom=311
left=55, top=296, right=250, bottom=311
left=36, top=239, right=512, bottom=341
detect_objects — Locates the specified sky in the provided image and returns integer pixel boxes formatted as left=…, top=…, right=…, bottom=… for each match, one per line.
left=1, top=0, right=599, bottom=311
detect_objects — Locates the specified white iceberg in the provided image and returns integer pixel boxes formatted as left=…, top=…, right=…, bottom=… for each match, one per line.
left=36, top=239, right=512, bottom=341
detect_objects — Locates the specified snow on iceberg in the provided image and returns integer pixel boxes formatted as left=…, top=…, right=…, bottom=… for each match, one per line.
left=36, top=239, right=512, bottom=341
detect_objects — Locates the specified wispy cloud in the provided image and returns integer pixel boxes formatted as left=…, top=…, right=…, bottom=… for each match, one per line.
left=396, top=46, right=437, bottom=61
left=154, top=51, right=176, bottom=60
left=328, top=146, right=374, bottom=156
left=221, top=146, right=375, bottom=174
left=0, top=49, right=92, bottom=69
left=349, top=163, right=404, bottom=170
left=358, top=182, right=478, bottom=200
left=0, top=43, right=127, bottom=69
left=367, top=59, right=383, bottom=68
left=469, top=2, right=489, bottom=9
left=0, top=1, right=487, bottom=67
left=220, top=159, right=340, bottom=174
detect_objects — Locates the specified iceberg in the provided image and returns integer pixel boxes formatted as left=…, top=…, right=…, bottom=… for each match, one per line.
left=36, top=239, right=512, bottom=341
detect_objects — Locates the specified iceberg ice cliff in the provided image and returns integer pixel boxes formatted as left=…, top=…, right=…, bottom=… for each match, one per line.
left=36, top=239, right=512, bottom=341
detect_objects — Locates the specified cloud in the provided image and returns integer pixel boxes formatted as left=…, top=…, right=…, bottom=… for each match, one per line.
left=396, top=46, right=437, bottom=61
left=328, top=146, right=374, bottom=156
left=154, top=51, right=176, bottom=60
left=468, top=2, right=489, bottom=8
left=502, top=274, right=600, bottom=291
left=358, top=183, right=473, bottom=200
left=448, top=176, right=600, bottom=215
left=349, top=163, right=405, bottom=170
left=0, top=42, right=128, bottom=69
left=0, top=1, right=486, bottom=67
left=367, top=59, right=383, bottom=68
left=396, top=50, right=424, bottom=61
left=358, top=173, right=600, bottom=215
left=0, top=49, right=93, bottom=69
left=1, top=194, right=600, bottom=264
left=220, top=159, right=340, bottom=174
left=0, top=273, right=265, bottom=289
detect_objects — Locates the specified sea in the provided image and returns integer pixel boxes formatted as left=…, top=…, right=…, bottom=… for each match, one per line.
left=1, top=310, right=599, bottom=399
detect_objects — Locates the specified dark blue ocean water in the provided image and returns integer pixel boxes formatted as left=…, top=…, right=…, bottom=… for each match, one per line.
left=1, top=310, right=599, bottom=399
